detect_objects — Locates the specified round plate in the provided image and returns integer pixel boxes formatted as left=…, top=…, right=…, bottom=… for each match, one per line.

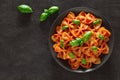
left=49, top=7, right=114, bottom=73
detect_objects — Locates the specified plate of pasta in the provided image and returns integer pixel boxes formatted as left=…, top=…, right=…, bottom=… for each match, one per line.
left=49, top=7, right=114, bottom=73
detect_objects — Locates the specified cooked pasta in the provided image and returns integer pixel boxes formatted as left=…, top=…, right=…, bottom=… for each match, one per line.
left=51, top=11, right=111, bottom=69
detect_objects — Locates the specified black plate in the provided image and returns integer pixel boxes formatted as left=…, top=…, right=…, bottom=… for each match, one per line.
left=49, top=7, right=114, bottom=73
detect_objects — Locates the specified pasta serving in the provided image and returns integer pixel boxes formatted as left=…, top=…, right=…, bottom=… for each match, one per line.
left=51, top=11, right=111, bottom=69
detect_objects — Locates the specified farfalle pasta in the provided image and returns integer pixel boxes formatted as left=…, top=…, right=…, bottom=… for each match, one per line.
left=51, top=11, right=111, bottom=69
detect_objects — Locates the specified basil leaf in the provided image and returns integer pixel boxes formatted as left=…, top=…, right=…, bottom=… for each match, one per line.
left=70, top=40, right=79, bottom=47
left=62, top=26, right=68, bottom=30
left=92, top=46, right=97, bottom=50
left=73, top=19, right=80, bottom=25
left=40, top=12, right=49, bottom=22
left=76, top=38, right=84, bottom=46
left=93, top=19, right=101, bottom=25
left=48, top=6, right=59, bottom=15
left=76, top=38, right=81, bottom=42
left=60, top=40, right=64, bottom=48
left=79, top=40, right=84, bottom=46
left=69, top=52, right=76, bottom=58
left=92, top=46, right=98, bottom=53
left=18, top=4, right=33, bottom=13
left=99, top=34, right=105, bottom=40
left=81, top=58, right=87, bottom=65
left=44, top=9, right=51, bottom=16
left=82, top=31, right=92, bottom=42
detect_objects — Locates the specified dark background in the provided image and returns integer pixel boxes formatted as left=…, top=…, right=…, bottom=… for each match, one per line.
left=0, top=0, right=119, bottom=80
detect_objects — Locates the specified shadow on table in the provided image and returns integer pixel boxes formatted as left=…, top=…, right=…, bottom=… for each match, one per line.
left=17, top=13, right=32, bottom=28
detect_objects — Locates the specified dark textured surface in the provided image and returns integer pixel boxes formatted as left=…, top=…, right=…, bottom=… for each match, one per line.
left=0, top=0, right=119, bottom=80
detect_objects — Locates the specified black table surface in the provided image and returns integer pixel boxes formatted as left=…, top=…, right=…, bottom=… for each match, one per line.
left=0, top=0, right=120, bottom=80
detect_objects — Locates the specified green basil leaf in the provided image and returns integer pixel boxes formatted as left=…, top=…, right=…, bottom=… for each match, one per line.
left=69, top=52, right=76, bottom=58
left=62, top=26, right=68, bottom=30
left=93, top=19, right=101, bottom=25
left=40, top=12, right=48, bottom=22
left=60, top=40, right=64, bottom=48
left=44, top=9, right=51, bottom=16
left=70, top=40, right=79, bottom=47
left=73, top=19, right=80, bottom=25
left=76, top=38, right=84, bottom=46
left=81, top=58, right=87, bottom=65
left=76, top=38, right=81, bottom=42
left=92, top=46, right=98, bottom=53
left=99, top=34, right=105, bottom=40
left=48, top=6, right=59, bottom=14
left=82, top=31, right=92, bottom=42
left=18, top=4, right=33, bottom=13
left=79, top=40, right=84, bottom=46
